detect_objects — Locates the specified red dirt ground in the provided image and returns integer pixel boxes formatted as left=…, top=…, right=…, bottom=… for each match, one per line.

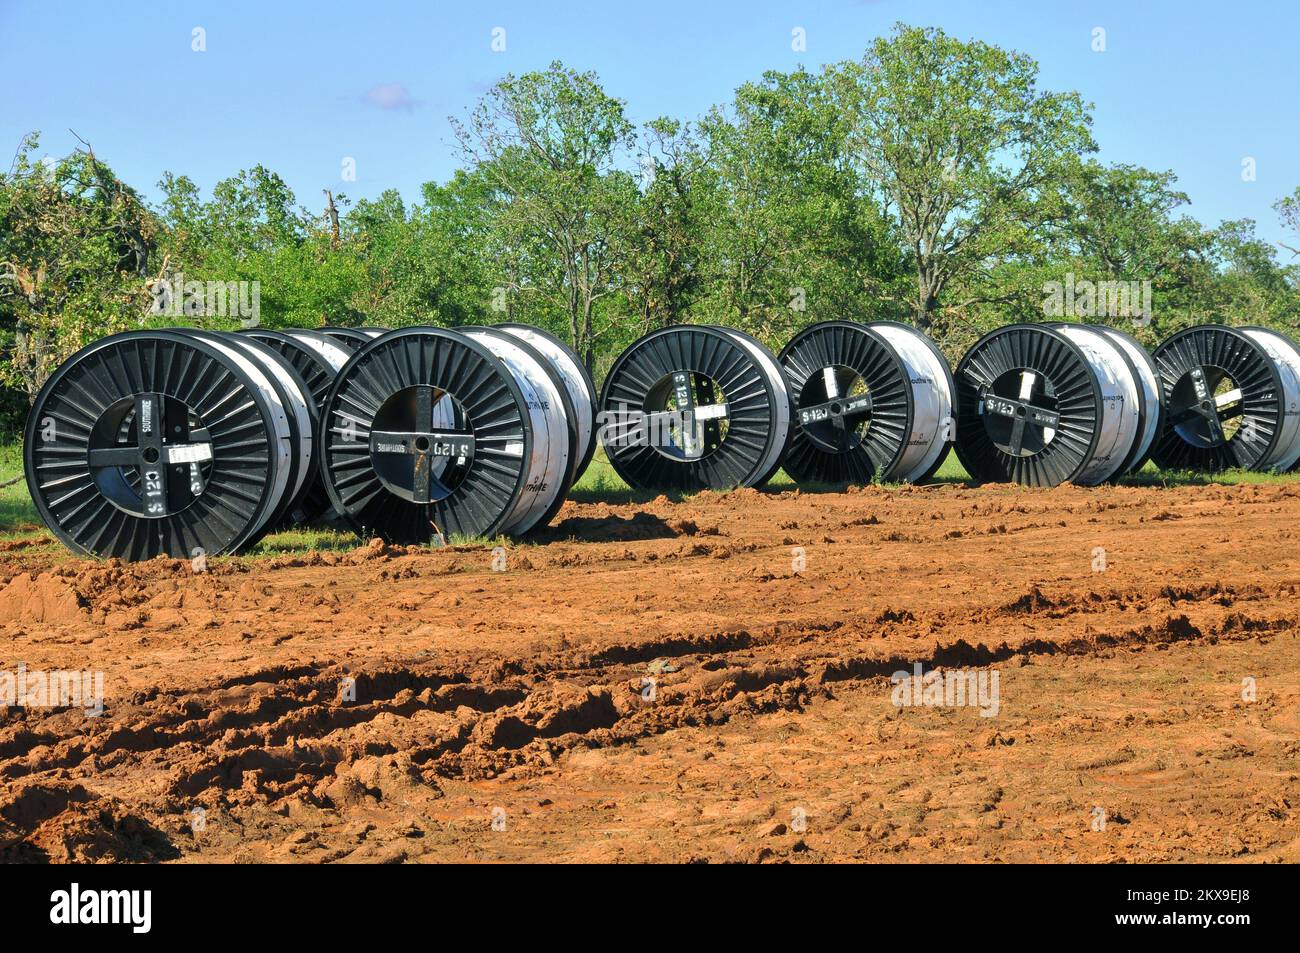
left=0, top=482, right=1297, bottom=863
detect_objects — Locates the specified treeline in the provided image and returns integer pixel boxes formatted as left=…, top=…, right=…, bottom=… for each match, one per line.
left=2, top=24, right=1298, bottom=434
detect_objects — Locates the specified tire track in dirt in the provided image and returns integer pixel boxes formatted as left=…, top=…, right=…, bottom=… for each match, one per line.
left=1, top=578, right=1293, bottom=790
left=0, top=481, right=1297, bottom=861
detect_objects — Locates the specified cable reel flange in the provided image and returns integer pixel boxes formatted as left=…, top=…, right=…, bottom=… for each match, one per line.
left=778, top=320, right=913, bottom=486
left=1237, top=326, right=1300, bottom=471
left=709, top=326, right=793, bottom=487
left=1150, top=325, right=1286, bottom=472
left=598, top=325, right=785, bottom=492
left=954, top=323, right=1105, bottom=487
left=318, top=327, right=534, bottom=543
left=24, top=330, right=288, bottom=559
left=319, top=327, right=377, bottom=350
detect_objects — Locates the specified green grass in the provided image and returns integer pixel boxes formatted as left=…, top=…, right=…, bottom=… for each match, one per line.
left=933, top=452, right=971, bottom=483
left=1122, top=461, right=1300, bottom=486
left=922, top=451, right=1300, bottom=487
left=3, top=439, right=1297, bottom=558
left=0, top=443, right=47, bottom=540
left=569, top=447, right=692, bottom=503
left=243, top=526, right=358, bottom=556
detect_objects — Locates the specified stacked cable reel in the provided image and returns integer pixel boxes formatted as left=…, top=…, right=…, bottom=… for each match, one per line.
left=237, top=327, right=362, bottom=524
left=1150, top=325, right=1300, bottom=473
left=24, top=321, right=597, bottom=559
left=317, top=324, right=597, bottom=545
left=24, top=329, right=318, bottom=560
left=320, top=327, right=386, bottom=348
left=778, top=320, right=956, bottom=485
left=953, top=323, right=1161, bottom=487
left=494, top=323, right=599, bottom=483
left=598, top=325, right=793, bottom=492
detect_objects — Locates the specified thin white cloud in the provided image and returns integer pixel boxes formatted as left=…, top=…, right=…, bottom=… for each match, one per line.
left=362, top=83, right=420, bottom=111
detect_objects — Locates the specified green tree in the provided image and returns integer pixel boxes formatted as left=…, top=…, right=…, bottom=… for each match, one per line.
left=699, top=67, right=906, bottom=345
left=617, top=118, right=715, bottom=337
left=1210, top=218, right=1298, bottom=330
left=155, top=167, right=366, bottom=328
left=452, top=61, right=638, bottom=366
left=345, top=178, right=498, bottom=328
left=0, top=133, right=157, bottom=403
left=1048, top=161, right=1213, bottom=341
left=1277, top=187, right=1300, bottom=263
left=836, top=24, right=1095, bottom=333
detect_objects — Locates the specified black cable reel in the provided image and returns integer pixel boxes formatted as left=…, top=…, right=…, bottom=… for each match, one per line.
left=598, top=325, right=793, bottom=492
left=24, top=330, right=300, bottom=559
left=318, top=326, right=575, bottom=543
left=21, top=318, right=1299, bottom=561
left=956, top=324, right=1113, bottom=487
left=778, top=320, right=956, bottom=485
left=1151, top=325, right=1300, bottom=473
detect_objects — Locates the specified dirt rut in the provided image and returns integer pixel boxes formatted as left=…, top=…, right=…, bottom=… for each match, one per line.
left=0, top=481, right=1296, bottom=862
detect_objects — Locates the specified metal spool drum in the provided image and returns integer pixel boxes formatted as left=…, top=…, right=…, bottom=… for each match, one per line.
left=710, top=326, right=794, bottom=486
left=865, top=321, right=957, bottom=483
left=241, top=328, right=353, bottom=522
left=496, top=323, right=598, bottom=482
left=778, top=321, right=913, bottom=485
left=459, top=326, right=576, bottom=533
left=1150, top=325, right=1291, bottom=472
left=955, top=324, right=1112, bottom=487
left=176, top=330, right=316, bottom=533
left=24, top=330, right=292, bottom=559
left=1095, top=326, right=1163, bottom=474
left=318, top=327, right=539, bottom=543
left=598, top=325, right=789, bottom=492
left=1048, top=324, right=1144, bottom=483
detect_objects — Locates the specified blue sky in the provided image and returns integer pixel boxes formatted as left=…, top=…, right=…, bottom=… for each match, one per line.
left=2, top=0, right=1296, bottom=250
